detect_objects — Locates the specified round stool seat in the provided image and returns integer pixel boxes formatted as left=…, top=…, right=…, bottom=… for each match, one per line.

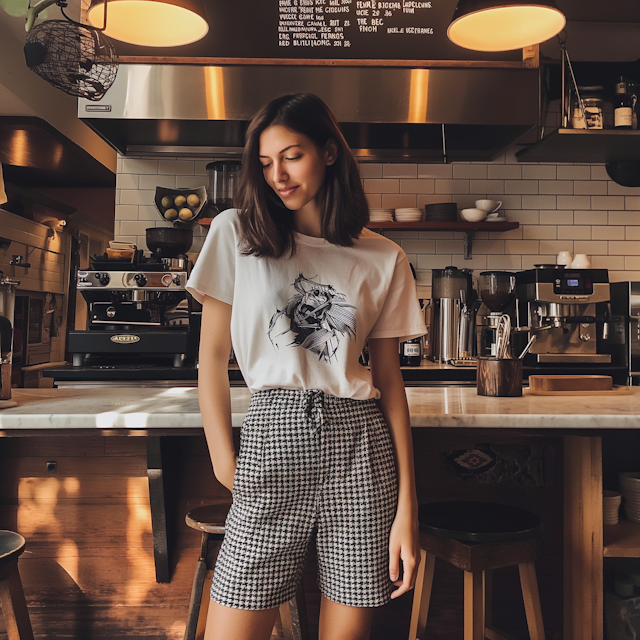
left=185, top=503, right=232, bottom=535
left=0, top=530, right=26, bottom=566
left=418, top=501, right=542, bottom=544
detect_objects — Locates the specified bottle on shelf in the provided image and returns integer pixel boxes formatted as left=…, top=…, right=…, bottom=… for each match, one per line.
left=614, top=76, right=635, bottom=130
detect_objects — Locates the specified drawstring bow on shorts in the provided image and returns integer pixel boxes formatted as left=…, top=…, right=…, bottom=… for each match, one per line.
left=302, top=389, right=324, bottom=432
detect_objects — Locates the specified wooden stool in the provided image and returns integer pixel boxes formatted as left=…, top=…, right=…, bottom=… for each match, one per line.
left=183, top=503, right=309, bottom=640
left=0, top=530, right=34, bottom=640
left=409, top=501, right=545, bottom=640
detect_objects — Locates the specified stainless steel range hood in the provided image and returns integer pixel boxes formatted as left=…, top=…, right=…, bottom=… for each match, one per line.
left=79, top=64, right=539, bottom=162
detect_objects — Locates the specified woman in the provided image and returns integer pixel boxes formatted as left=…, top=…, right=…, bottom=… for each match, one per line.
left=186, top=93, right=426, bottom=640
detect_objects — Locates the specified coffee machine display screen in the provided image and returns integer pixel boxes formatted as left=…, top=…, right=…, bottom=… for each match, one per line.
left=554, top=273, right=593, bottom=295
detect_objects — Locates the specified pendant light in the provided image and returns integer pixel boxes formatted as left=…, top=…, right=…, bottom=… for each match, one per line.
left=87, top=0, right=209, bottom=47
left=448, top=0, right=565, bottom=52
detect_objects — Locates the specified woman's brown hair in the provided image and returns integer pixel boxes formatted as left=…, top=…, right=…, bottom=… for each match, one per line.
left=235, top=93, right=369, bottom=258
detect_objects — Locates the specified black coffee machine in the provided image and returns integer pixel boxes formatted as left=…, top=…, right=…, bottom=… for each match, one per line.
left=69, top=244, right=199, bottom=368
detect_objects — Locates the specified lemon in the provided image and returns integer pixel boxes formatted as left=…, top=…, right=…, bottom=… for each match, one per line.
left=187, top=193, right=200, bottom=207
left=164, top=208, right=178, bottom=221
left=161, top=196, right=173, bottom=208
left=174, top=195, right=187, bottom=207
left=179, top=208, right=194, bottom=221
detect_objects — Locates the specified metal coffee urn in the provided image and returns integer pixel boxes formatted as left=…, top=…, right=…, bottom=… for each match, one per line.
left=0, top=272, right=19, bottom=399
left=429, top=267, right=474, bottom=363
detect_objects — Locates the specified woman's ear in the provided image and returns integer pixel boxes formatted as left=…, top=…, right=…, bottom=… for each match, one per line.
left=325, top=139, right=338, bottom=166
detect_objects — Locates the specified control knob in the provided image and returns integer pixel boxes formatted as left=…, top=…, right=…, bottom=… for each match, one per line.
left=134, top=273, right=147, bottom=287
left=96, top=272, right=110, bottom=286
left=173, top=275, right=182, bottom=286
left=161, top=274, right=173, bottom=287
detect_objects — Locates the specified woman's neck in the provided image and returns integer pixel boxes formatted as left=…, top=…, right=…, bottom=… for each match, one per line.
left=293, top=206, right=323, bottom=238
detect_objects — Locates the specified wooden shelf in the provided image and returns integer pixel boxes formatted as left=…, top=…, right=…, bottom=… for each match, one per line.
left=198, top=219, right=518, bottom=232
left=603, top=518, right=640, bottom=557
left=516, top=128, right=640, bottom=164
left=197, top=219, right=519, bottom=259
left=364, top=221, right=519, bottom=232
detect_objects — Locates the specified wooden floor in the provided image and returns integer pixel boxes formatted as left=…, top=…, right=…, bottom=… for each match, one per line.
left=0, top=433, right=563, bottom=639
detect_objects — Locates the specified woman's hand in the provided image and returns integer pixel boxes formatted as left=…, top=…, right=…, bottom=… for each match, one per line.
left=214, top=454, right=238, bottom=492
left=388, top=507, right=421, bottom=599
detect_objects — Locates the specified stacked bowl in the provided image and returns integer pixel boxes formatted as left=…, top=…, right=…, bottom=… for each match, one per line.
left=394, top=208, right=423, bottom=222
left=619, top=473, right=640, bottom=523
left=425, top=202, right=457, bottom=222
left=603, top=490, right=622, bottom=525
left=369, top=209, right=394, bottom=222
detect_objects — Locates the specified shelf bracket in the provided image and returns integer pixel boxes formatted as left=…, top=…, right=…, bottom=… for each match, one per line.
left=463, top=230, right=475, bottom=260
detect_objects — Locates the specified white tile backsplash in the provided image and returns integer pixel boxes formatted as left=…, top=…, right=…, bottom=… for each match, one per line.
left=113, top=152, right=640, bottom=277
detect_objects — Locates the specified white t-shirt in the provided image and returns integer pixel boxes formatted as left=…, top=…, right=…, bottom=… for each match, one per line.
left=186, top=209, right=427, bottom=400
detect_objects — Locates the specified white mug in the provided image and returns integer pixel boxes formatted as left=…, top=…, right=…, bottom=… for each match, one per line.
left=475, top=199, right=502, bottom=213
left=557, top=251, right=573, bottom=266
left=570, top=254, right=591, bottom=269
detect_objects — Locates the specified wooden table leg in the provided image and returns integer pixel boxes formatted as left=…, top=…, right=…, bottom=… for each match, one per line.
left=147, top=435, right=171, bottom=583
left=563, top=436, right=603, bottom=640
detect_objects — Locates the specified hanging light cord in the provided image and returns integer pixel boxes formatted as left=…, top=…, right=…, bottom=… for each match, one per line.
left=558, top=32, right=588, bottom=129
left=25, top=0, right=108, bottom=32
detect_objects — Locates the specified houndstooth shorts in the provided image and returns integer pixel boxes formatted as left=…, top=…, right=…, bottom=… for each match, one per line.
left=210, top=388, right=398, bottom=610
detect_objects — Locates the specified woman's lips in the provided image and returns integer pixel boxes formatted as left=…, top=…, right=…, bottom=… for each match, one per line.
left=278, top=186, right=298, bottom=198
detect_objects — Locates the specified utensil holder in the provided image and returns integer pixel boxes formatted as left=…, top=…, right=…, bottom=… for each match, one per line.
left=477, top=357, right=522, bottom=397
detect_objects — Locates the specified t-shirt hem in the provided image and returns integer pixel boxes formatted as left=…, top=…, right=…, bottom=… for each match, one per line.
left=185, top=285, right=233, bottom=306
left=367, top=325, right=427, bottom=340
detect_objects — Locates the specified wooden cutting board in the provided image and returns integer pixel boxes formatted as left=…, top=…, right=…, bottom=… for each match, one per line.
left=528, top=375, right=613, bottom=393
left=524, top=386, right=631, bottom=397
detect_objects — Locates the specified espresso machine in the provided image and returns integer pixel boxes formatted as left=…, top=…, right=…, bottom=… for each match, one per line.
left=515, top=266, right=611, bottom=364
left=429, top=267, right=477, bottom=363
left=69, top=253, right=195, bottom=368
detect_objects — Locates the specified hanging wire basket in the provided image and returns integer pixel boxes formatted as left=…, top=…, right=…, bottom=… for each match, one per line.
left=24, top=19, right=118, bottom=101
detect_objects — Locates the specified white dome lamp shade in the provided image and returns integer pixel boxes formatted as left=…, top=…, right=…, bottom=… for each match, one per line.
left=448, top=0, right=566, bottom=52
left=87, top=0, right=209, bottom=47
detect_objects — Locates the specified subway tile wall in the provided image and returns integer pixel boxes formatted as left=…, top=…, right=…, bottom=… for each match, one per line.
left=114, top=147, right=640, bottom=297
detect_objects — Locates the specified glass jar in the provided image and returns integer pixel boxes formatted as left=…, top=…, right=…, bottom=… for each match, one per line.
left=571, top=86, right=605, bottom=130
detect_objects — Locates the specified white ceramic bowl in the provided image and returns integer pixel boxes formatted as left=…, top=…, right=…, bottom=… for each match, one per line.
left=460, top=208, right=488, bottom=223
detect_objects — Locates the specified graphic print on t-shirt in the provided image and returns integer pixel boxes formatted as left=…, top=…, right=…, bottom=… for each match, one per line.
left=267, top=272, right=356, bottom=363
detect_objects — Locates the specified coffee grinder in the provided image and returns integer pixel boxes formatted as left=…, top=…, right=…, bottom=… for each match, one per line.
left=206, top=161, right=241, bottom=215
left=478, top=271, right=516, bottom=357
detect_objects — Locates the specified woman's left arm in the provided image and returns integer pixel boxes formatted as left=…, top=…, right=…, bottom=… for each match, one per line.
left=368, top=336, right=421, bottom=599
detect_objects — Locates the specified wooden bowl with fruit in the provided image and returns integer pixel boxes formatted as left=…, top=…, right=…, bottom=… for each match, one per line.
left=154, top=186, right=207, bottom=226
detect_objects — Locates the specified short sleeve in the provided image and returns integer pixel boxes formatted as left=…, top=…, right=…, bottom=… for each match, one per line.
left=185, top=209, right=237, bottom=305
left=368, top=250, right=427, bottom=342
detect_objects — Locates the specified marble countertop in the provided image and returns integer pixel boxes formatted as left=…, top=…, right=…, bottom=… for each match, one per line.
left=0, top=386, right=640, bottom=434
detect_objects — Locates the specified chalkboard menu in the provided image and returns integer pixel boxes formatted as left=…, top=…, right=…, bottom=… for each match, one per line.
left=116, top=0, right=522, bottom=63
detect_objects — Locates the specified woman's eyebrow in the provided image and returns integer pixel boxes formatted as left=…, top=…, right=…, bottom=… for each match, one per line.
left=259, top=144, right=301, bottom=158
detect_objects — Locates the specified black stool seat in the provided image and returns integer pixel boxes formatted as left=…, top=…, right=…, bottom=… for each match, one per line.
left=0, top=531, right=25, bottom=561
left=418, top=501, right=543, bottom=544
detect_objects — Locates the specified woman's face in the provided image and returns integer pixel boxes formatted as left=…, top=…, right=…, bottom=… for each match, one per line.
left=259, top=124, right=336, bottom=214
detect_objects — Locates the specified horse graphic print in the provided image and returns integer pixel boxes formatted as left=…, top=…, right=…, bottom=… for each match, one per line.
left=267, top=273, right=357, bottom=362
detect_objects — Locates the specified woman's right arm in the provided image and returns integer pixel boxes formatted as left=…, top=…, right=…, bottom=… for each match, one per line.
left=198, top=295, right=236, bottom=492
